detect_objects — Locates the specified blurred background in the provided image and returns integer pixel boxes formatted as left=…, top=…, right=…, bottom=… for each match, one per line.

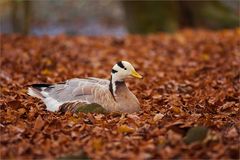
left=0, top=0, right=239, bottom=36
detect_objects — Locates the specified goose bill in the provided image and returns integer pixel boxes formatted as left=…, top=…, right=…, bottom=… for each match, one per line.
left=131, top=70, right=143, bottom=79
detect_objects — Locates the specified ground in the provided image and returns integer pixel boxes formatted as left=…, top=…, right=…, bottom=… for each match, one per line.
left=0, top=29, right=239, bottom=159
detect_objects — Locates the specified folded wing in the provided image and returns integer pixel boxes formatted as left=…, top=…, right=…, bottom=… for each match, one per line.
left=28, top=78, right=110, bottom=112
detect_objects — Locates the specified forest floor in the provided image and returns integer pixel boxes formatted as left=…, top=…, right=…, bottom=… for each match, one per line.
left=0, top=29, right=239, bottom=159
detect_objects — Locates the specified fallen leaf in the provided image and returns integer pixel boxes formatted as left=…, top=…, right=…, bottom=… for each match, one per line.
left=92, top=138, right=103, bottom=151
left=153, top=113, right=164, bottom=122
left=33, top=115, right=45, bottom=131
left=226, top=127, right=238, bottom=138
left=18, top=108, right=26, bottom=116
left=117, top=125, right=135, bottom=133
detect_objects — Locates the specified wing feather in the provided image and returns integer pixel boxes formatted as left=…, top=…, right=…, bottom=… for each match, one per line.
left=29, top=78, right=112, bottom=112
left=44, top=78, right=110, bottom=104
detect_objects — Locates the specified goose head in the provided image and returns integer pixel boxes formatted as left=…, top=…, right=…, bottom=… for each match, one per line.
left=111, top=61, right=142, bottom=81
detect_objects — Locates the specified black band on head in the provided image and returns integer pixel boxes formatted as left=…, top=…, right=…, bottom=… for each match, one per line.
left=112, top=69, right=118, bottom=74
left=117, top=61, right=127, bottom=70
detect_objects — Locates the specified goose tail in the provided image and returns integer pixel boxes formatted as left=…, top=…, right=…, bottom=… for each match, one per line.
left=27, top=84, right=62, bottom=112
left=27, top=84, right=52, bottom=99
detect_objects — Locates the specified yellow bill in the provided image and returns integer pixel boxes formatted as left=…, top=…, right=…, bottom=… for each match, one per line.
left=131, top=70, right=143, bottom=79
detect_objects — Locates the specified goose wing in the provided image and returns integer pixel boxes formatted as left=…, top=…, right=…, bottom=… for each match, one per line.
left=28, top=78, right=111, bottom=112
left=47, top=78, right=109, bottom=102
left=87, top=77, right=109, bottom=85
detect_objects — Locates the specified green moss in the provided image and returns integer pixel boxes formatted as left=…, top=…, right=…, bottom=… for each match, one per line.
left=75, top=103, right=108, bottom=114
left=184, top=126, right=208, bottom=144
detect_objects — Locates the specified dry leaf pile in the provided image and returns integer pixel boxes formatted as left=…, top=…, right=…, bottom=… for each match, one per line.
left=0, top=29, right=240, bottom=159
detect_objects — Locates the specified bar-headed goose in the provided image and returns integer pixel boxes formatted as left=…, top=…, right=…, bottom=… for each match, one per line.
left=28, top=61, right=143, bottom=113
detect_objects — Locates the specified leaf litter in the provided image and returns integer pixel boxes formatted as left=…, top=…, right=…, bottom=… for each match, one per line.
left=0, top=29, right=240, bottom=159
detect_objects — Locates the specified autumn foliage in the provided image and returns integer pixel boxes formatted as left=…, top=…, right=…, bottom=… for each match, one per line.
left=0, top=29, right=239, bottom=159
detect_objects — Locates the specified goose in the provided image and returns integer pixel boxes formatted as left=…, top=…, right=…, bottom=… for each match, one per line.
left=28, top=61, right=143, bottom=113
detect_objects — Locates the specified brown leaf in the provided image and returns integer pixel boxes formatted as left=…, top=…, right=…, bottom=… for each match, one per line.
left=153, top=113, right=164, bottom=122
left=18, top=108, right=27, bottom=116
left=117, top=125, right=135, bottom=133
left=1, top=30, right=239, bottom=159
left=33, top=115, right=45, bottom=131
left=226, top=127, right=238, bottom=138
